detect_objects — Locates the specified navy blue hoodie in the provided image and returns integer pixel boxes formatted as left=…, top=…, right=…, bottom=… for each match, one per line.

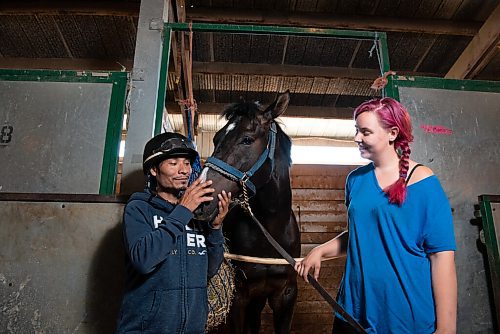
left=117, top=191, right=224, bottom=333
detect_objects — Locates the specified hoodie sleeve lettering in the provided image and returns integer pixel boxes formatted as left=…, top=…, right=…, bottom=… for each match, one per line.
left=123, top=201, right=194, bottom=274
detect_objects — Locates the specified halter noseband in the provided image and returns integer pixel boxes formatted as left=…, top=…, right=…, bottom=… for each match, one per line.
left=204, top=122, right=277, bottom=197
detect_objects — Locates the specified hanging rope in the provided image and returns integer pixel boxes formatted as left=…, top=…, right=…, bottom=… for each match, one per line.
left=187, top=22, right=195, bottom=108
left=179, top=23, right=201, bottom=184
left=179, top=101, right=201, bottom=184
left=371, top=70, right=396, bottom=91
left=368, top=33, right=395, bottom=96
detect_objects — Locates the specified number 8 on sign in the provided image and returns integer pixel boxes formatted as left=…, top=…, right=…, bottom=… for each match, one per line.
left=0, top=124, right=13, bottom=145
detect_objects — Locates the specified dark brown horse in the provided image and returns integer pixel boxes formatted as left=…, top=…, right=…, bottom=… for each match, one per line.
left=196, top=91, right=300, bottom=334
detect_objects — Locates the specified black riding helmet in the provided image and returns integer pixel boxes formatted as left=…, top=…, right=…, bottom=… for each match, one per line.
left=142, top=132, right=198, bottom=175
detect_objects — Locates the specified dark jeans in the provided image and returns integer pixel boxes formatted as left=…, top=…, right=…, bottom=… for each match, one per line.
left=332, top=317, right=360, bottom=334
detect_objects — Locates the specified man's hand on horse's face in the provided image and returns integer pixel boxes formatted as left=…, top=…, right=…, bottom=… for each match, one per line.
left=179, top=177, right=215, bottom=212
left=211, top=190, right=232, bottom=229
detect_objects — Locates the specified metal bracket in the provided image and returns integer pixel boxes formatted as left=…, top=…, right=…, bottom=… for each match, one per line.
left=149, top=18, right=164, bottom=31
left=131, top=68, right=145, bottom=81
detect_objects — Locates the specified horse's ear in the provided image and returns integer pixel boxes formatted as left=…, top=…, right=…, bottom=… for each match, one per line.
left=263, top=90, right=290, bottom=121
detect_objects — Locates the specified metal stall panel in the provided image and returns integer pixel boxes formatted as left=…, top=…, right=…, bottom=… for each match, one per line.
left=0, top=198, right=125, bottom=333
left=478, top=195, right=500, bottom=332
left=391, top=77, right=500, bottom=334
left=0, top=70, right=127, bottom=195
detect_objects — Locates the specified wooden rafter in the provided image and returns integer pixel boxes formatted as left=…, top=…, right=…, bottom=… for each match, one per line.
left=0, top=57, right=132, bottom=70
left=0, top=1, right=139, bottom=16
left=50, top=15, right=73, bottom=58
left=0, top=2, right=481, bottom=37
left=412, top=37, right=438, bottom=72
left=193, top=62, right=378, bottom=79
left=166, top=102, right=355, bottom=120
left=191, top=61, right=436, bottom=79
left=186, top=8, right=480, bottom=37
left=445, top=3, right=500, bottom=79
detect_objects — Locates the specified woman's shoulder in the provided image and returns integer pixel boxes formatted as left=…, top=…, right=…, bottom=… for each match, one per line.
left=349, top=162, right=373, bottom=177
left=407, top=161, right=434, bottom=186
left=345, top=163, right=372, bottom=185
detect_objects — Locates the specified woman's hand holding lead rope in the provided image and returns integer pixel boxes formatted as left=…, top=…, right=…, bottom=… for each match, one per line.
left=294, top=247, right=324, bottom=283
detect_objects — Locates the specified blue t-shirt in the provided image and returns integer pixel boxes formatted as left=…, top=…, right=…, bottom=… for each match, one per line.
left=338, top=163, right=456, bottom=334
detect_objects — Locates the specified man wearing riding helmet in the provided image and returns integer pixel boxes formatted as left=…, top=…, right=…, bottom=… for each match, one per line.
left=117, top=132, right=231, bottom=334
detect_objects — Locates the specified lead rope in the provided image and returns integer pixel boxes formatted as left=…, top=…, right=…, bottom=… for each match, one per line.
left=236, top=182, right=367, bottom=334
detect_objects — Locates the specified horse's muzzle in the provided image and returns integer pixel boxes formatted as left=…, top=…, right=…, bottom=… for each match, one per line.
left=194, top=203, right=218, bottom=222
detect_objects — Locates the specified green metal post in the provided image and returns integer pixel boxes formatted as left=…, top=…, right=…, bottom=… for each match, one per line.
left=155, top=27, right=172, bottom=135
left=99, top=72, right=128, bottom=194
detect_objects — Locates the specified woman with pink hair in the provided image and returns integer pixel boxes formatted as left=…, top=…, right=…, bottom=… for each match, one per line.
left=296, top=98, right=457, bottom=334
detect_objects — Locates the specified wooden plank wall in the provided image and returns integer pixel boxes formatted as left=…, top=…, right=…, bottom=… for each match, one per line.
left=261, top=164, right=358, bottom=334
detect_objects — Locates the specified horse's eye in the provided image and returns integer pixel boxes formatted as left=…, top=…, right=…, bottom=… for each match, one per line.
left=241, top=137, right=254, bottom=145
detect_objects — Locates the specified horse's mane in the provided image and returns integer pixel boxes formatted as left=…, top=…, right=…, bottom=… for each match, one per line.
left=222, top=101, right=261, bottom=120
left=222, top=101, right=292, bottom=166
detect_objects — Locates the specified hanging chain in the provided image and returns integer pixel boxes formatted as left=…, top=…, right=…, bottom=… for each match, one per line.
left=239, top=179, right=253, bottom=215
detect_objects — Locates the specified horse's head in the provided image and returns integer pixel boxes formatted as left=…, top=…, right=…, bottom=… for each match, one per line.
left=195, top=91, right=291, bottom=222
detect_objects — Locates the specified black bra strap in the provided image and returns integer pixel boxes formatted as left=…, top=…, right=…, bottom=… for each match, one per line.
left=406, top=163, right=424, bottom=185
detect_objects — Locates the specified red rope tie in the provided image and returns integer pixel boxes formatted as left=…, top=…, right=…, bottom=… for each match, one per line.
left=371, top=71, right=396, bottom=91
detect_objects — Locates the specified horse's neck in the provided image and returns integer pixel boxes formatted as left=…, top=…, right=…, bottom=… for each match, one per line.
left=254, top=164, right=292, bottom=217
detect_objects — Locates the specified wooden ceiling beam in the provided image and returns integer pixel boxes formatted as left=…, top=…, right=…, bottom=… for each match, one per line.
left=166, top=102, right=354, bottom=119
left=0, top=1, right=139, bottom=16
left=186, top=8, right=480, bottom=37
left=0, top=3, right=480, bottom=37
left=0, top=57, right=133, bottom=70
left=193, top=62, right=377, bottom=79
left=191, top=61, right=437, bottom=79
left=445, top=3, right=500, bottom=79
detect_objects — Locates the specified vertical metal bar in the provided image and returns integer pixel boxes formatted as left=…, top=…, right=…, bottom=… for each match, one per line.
left=121, top=0, right=169, bottom=194
left=479, top=195, right=500, bottom=329
left=99, top=73, right=128, bottom=194
left=155, top=27, right=172, bottom=135
left=378, top=32, right=390, bottom=74
left=165, top=23, right=380, bottom=38
left=378, top=32, right=393, bottom=98
left=385, top=76, right=400, bottom=100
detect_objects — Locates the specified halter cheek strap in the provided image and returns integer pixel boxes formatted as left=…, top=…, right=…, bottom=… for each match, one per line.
left=204, top=122, right=277, bottom=197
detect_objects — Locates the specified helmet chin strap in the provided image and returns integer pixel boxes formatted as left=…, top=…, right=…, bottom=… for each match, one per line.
left=145, top=174, right=157, bottom=192
left=176, top=188, right=186, bottom=199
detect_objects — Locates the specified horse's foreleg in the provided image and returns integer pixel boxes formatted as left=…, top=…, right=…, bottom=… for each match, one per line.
left=246, top=298, right=267, bottom=334
left=228, top=293, right=249, bottom=334
left=268, top=279, right=298, bottom=334
left=228, top=295, right=266, bottom=334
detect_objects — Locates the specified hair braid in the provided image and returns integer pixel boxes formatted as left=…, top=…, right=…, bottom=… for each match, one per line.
left=398, top=141, right=411, bottom=179
left=386, top=140, right=411, bottom=205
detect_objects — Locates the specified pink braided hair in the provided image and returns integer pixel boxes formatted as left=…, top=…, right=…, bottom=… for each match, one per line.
left=354, top=98, right=414, bottom=205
